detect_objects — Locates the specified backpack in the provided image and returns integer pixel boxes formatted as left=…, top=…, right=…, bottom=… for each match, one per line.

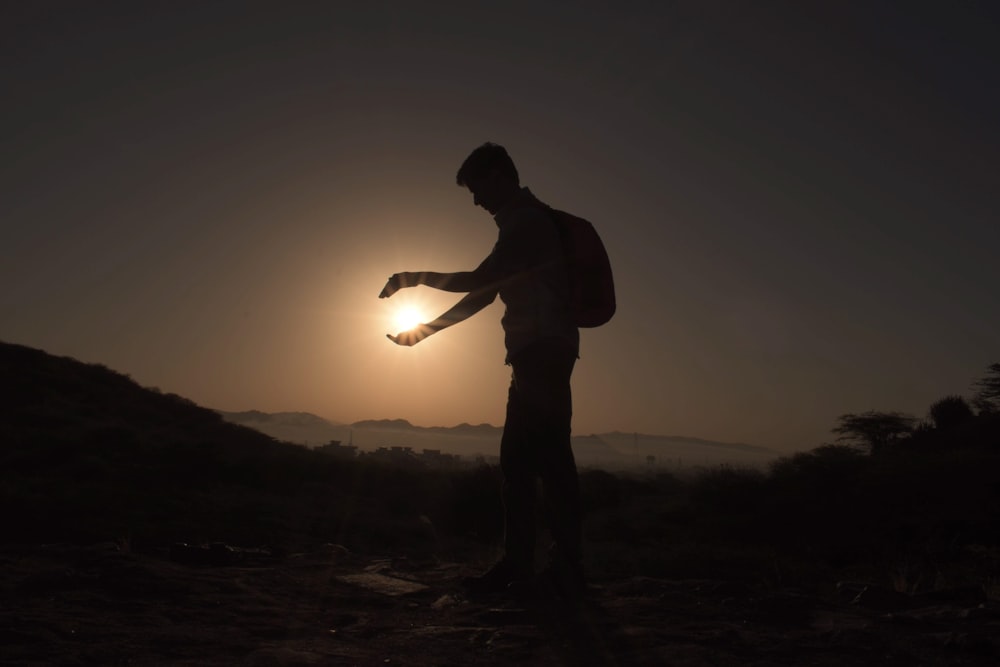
left=546, top=207, right=616, bottom=328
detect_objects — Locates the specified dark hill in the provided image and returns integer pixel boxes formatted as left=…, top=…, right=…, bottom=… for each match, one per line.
left=1, top=341, right=281, bottom=452
left=0, top=342, right=446, bottom=551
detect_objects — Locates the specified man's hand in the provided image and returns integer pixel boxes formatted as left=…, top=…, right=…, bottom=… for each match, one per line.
left=379, top=272, right=413, bottom=299
left=386, top=323, right=434, bottom=346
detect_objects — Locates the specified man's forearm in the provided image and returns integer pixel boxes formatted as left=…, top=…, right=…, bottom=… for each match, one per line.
left=425, top=287, right=498, bottom=332
left=409, top=271, right=482, bottom=293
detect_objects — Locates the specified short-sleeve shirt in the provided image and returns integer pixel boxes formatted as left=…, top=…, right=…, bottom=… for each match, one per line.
left=481, top=188, right=579, bottom=362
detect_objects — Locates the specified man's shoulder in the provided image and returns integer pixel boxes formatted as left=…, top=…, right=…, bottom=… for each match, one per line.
left=500, top=195, right=555, bottom=233
left=496, top=188, right=549, bottom=221
left=505, top=204, right=552, bottom=229
left=497, top=208, right=558, bottom=254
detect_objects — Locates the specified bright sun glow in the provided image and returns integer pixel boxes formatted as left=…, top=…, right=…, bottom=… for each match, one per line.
left=393, top=305, right=425, bottom=332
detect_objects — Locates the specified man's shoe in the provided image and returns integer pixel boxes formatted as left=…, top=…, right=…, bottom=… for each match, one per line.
left=462, top=559, right=531, bottom=598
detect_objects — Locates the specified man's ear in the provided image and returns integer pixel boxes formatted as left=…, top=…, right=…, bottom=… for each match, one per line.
left=488, top=167, right=517, bottom=190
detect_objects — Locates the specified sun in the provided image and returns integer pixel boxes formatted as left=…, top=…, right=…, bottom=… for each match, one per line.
left=392, top=305, right=426, bottom=332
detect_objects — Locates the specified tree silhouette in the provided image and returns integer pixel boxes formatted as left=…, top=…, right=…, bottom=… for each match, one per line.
left=971, top=362, right=1000, bottom=415
left=928, top=395, right=975, bottom=431
left=832, top=411, right=917, bottom=454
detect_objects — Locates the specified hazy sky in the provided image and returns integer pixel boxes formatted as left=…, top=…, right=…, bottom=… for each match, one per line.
left=3, top=1, right=998, bottom=452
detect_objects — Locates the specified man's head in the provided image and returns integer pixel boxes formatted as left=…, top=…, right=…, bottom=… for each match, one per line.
left=456, top=142, right=521, bottom=215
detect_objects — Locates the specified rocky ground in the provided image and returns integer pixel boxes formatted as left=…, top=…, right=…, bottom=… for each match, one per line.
left=3, top=542, right=999, bottom=666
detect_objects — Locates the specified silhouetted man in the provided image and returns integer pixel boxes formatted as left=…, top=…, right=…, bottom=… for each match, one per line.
left=379, top=142, right=583, bottom=597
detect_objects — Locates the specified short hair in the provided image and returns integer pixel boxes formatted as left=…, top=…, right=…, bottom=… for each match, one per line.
left=456, top=142, right=519, bottom=187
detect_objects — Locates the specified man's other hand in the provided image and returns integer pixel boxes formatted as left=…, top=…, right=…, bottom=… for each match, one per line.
left=386, top=323, right=433, bottom=346
left=379, top=272, right=413, bottom=299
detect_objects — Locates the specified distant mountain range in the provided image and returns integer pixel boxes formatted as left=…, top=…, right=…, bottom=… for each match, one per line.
left=0, top=339, right=777, bottom=474
left=219, top=413, right=778, bottom=470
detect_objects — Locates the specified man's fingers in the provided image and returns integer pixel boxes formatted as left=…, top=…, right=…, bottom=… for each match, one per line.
left=379, top=274, right=405, bottom=299
left=387, top=328, right=426, bottom=346
left=387, top=320, right=432, bottom=346
left=387, top=332, right=413, bottom=346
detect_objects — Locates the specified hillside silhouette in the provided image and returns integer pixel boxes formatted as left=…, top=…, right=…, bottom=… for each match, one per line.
left=0, top=341, right=472, bottom=551
left=3, top=341, right=1000, bottom=665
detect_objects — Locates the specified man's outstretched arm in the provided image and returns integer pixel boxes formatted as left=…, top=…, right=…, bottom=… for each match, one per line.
left=379, top=256, right=502, bottom=299
left=387, top=287, right=498, bottom=346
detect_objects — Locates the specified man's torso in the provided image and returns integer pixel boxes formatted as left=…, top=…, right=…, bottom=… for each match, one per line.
left=486, top=188, right=579, bottom=361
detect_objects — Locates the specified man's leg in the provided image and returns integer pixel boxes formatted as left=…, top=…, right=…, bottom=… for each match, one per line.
left=468, top=338, right=579, bottom=596
left=465, top=368, right=537, bottom=595
left=540, top=431, right=582, bottom=567
left=498, top=371, right=538, bottom=578
left=508, top=340, right=581, bottom=577
left=527, top=342, right=582, bottom=581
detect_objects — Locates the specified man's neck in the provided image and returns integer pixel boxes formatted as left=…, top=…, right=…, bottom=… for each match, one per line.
left=494, top=187, right=533, bottom=221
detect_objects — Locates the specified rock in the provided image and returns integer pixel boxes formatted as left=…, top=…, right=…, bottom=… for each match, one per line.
left=320, top=543, right=352, bottom=562
left=336, top=573, right=430, bottom=596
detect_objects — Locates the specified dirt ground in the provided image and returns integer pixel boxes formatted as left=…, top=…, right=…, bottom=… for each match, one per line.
left=3, top=542, right=999, bottom=666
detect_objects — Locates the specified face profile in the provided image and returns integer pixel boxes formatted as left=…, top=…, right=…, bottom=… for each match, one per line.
left=466, top=171, right=516, bottom=215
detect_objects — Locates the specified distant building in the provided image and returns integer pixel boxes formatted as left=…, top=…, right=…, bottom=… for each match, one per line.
left=369, top=445, right=419, bottom=465
left=361, top=445, right=469, bottom=469
left=317, top=440, right=358, bottom=459
left=421, top=448, right=461, bottom=467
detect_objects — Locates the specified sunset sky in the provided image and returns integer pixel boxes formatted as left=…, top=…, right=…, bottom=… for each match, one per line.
left=3, top=1, right=998, bottom=453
